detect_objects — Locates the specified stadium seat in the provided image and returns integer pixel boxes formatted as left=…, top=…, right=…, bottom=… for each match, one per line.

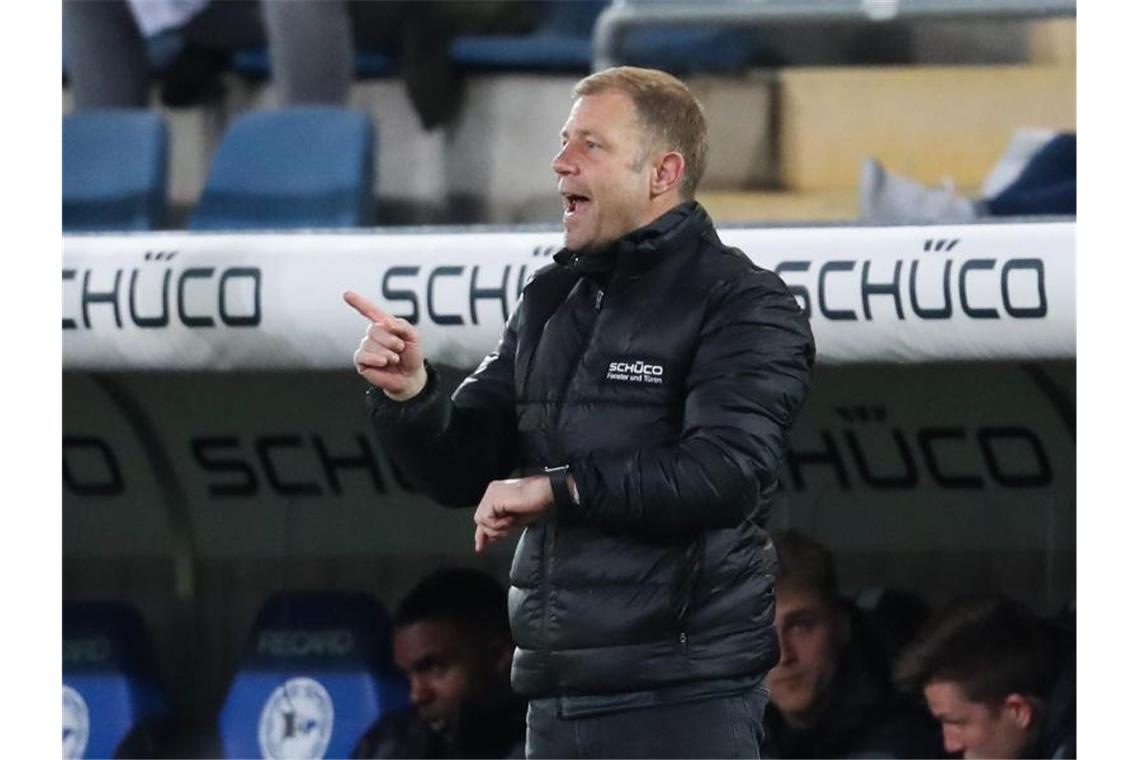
left=588, top=0, right=776, bottom=74
left=63, top=602, right=171, bottom=759
left=189, top=107, right=375, bottom=230
left=217, top=591, right=408, bottom=759
left=232, top=48, right=398, bottom=80
left=618, top=25, right=774, bottom=74
left=63, top=110, right=169, bottom=232
left=451, top=0, right=608, bottom=72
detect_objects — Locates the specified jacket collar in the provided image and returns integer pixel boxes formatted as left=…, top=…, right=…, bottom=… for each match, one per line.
left=553, top=200, right=713, bottom=287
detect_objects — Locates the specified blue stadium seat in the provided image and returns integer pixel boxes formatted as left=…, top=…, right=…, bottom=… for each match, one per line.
left=63, top=602, right=170, bottom=759
left=618, top=25, right=773, bottom=73
left=63, top=110, right=168, bottom=232
left=189, top=107, right=375, bottom=230
left=451, top=1, right=608, bottom=72
left=232, top=48, right=398, bottom=80
left=218, top=592, right=408, bottom=759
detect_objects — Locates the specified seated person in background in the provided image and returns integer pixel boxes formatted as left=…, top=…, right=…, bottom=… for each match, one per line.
left=353, top=568, right=525, bottom=758
left=894, top=594, right=1076, bottom=759
left=860, top=131, right=1076, bottom=222
left=762, top=531, right=942, bottom=759
left=64, top=0, right=535, bottom=124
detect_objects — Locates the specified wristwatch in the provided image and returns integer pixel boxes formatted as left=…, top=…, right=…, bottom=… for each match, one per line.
left=544, top=465, right=579, bottom=510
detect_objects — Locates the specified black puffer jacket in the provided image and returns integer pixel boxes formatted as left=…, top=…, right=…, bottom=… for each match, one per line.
left=368, top=202, right=815, bottom=698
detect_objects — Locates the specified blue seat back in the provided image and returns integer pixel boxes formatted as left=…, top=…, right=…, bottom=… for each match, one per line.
left=619, top=25, right=772, bottom=73
left=218, top=592, right=408, bottom=759
left=232, top=48, right=398, bottom=79
left=190, top=107, right=375, bottom=230
left=62, top=602, right=169, bottom=759
left=63, top=110, right=168, bottom=232
left=537, top=0, right=609, bottom=37
left=451, top=1, right=608, bottom=72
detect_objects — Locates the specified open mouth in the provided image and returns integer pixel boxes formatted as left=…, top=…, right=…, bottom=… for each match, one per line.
left=562, top=193, right=591, bottom=217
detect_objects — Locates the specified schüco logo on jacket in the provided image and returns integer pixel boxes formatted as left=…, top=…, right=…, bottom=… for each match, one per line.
left=605, top=358, right=666, bottom=384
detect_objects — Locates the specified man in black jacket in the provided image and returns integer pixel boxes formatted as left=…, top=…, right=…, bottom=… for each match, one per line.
left=345, top=66, right=815, bottom=758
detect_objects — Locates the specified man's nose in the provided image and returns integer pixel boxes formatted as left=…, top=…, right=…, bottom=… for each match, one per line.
left=409, top=677, right=433, bottom=707
left=775, top=630, right=795, bottom=665
left=552, top=145, right=575, bottom=176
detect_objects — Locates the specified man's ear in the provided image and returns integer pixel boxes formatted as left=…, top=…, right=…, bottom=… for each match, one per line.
left=650, top=152, right=685, bottom=197
left=1002, top=693, right=1037, bottom=730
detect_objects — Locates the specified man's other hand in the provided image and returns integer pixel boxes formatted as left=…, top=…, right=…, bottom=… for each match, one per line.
left=474, top=476, right=554, bottom=553
left=344, top=290, right=428, bottom=400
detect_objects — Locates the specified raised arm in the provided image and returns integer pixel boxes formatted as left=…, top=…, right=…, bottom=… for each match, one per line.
left=346, top=290, right=521, bottom=510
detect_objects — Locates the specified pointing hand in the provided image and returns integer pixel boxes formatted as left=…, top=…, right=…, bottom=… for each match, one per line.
left=344, top=290, right=427, bottom=400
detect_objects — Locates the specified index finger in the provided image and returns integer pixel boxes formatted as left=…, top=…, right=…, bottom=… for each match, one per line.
left=343, top=290, right=389, bottom=323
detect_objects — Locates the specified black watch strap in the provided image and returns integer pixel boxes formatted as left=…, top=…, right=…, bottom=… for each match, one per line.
left=544, top=465, right=576, bottom=512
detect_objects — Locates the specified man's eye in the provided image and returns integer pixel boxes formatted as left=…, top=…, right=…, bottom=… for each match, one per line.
left=586, top=141, right=599, bottom=149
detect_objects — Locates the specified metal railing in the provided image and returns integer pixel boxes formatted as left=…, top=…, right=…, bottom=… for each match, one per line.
left=593, top=0, right=1077, bottom=70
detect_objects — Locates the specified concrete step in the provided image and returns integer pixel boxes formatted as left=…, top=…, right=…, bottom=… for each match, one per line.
left=699, top=189, right=860, bottom=223
left=777, top=64, right=1075, bottom=192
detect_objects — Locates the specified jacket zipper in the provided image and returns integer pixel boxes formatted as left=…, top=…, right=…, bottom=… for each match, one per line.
left=541, top=282, right=606, bottom=653
left=676, top=533, right=705, bottom=650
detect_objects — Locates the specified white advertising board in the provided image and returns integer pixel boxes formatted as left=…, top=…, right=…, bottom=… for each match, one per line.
left=62, top=221, right=1074, bottom=370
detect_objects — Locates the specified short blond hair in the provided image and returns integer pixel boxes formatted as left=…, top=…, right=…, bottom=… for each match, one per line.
left=574, top=66, right=709, bottom=200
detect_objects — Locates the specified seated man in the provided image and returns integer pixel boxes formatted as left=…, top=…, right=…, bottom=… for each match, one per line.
left=353, top=568, right=525, bottom=758
left=894, top=594, right=1076, bottom=759
left=762, top=531, right=941, bottom=758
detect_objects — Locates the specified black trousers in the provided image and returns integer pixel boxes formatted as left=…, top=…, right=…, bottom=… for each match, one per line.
left=525, top=687, right=768, bottom=759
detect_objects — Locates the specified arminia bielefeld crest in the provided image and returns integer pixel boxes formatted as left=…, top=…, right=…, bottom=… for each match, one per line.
left=62, top=685, right=90, bottom=760
left=258, top=677, right=335, bottom=759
